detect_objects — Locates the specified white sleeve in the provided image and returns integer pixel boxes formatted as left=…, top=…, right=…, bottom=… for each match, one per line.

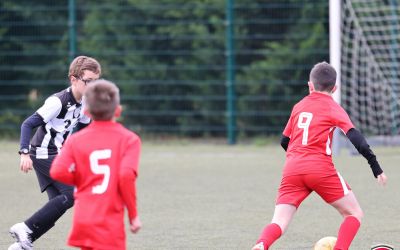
left=78, top=96, right=91, bottom=124
left=36, top=96, right=62, bottom=123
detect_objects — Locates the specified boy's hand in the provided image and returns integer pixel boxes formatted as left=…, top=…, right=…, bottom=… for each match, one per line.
left=130, top=216, right=142, bottom=234
left=20, top=154, right=33, bottom=173
left=377, top=172, right=387, bottom=186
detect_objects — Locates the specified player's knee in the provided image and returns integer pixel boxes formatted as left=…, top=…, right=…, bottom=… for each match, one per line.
left=352, top=209, right=364, bottom=221
left=345, top=207, right=363, bottom=222
left=271, top=220, right=289, bottom=234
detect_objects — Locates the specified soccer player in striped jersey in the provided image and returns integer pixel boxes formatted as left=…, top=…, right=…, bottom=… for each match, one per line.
left=50, top=79, right=142, bottom=250
left=251, top=62, right=388, bottom=250
left=8, top=56, right=101, bottom=250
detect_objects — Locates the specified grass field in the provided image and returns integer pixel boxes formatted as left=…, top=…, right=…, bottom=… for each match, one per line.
left=0, top=140, right=399, bottom=249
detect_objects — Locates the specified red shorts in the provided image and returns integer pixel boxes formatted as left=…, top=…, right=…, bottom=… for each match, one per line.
left=276, top=172, right=351, bottom=208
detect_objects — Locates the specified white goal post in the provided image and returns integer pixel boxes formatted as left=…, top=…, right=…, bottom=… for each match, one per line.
left=330, top=0, right=400, bottom=153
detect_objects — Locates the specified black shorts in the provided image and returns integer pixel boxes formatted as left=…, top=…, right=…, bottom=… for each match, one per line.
left=31, top=155, right=73, bottom=193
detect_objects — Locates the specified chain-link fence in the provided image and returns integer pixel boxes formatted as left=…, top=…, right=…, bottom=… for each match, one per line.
left=0, top=0, right=329, bottom=142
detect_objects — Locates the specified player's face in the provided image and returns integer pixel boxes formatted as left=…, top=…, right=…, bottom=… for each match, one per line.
left=78, top=70, right=100, bottom=86
left=75, top=70, right=100, bottom=93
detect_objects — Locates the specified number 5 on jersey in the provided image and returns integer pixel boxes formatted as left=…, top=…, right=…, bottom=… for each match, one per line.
left=90, top=149, right=111, bottom=194
left=298, top=112, right=313, bottom=145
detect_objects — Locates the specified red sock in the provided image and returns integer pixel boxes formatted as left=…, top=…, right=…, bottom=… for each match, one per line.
left=256, top=223, right=282, bottom=249
left=334, top=216, right=360, bottom=250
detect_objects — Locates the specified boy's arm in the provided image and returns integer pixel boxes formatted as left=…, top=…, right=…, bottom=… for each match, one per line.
left=118, top=136, right=141, bottom=229
left=20, top=95, right=62, bottom=151
left=280, top=135, right=290, bottom=151
left=346, top=128, right=384, bottom=178
left=20, top=113, right=45, bottom=151
left=50, top=138, right=76, bottom=185
left=36, top=96, right=62, bottom=122
left=281, top=110, right=293, bottom=152
left=119, top=173, right=137, bottom=220
left=19, top=113, right=46, bottom=173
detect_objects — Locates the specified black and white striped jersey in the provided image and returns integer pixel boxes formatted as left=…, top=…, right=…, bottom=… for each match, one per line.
left=30, top=87, right=90, bottom=159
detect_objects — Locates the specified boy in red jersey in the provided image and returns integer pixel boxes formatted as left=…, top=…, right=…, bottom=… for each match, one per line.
left=251, top=62, right=387, bottom=250
left=50, top=79, right=142, bottom=250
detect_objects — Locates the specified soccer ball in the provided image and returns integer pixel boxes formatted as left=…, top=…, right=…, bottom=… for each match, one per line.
left=313, top=236, right=337, bottom=250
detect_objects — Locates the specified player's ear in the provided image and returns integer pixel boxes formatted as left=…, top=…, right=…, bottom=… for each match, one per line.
left=83, top=107, right=92, bottom=118
left=114, top=105, right=122, bottom=118
left=308, top=81, right=315, bottom=93
left=70, top=75, right=78, bottom=86
left=331, top=85, right=337, bottom=94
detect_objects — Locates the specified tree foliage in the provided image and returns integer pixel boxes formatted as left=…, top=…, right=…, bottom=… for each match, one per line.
left=0, top=0, right=329, bottom=137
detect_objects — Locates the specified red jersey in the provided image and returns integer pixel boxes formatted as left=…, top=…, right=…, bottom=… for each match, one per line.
left=282, top=92, right=354, bottom=177
left=50, top=121, right=141, bottom=250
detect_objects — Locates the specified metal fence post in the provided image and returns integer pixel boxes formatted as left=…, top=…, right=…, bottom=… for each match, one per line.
left=226, top=0, right=236, bottom=144
left=68, top=0, right=77, bottom=62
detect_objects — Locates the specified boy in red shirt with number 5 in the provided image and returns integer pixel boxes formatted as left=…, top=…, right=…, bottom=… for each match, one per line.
left=252, top=62, right=387, bottom=250
left=51, top=79, right=142, bottom=250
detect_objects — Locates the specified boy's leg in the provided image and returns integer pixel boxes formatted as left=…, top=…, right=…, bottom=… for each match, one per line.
left=45, top=184, right=61, bottom=200
left=315, top=173, right=362, bottom=250
left=13, top=156, right=74, bottom=242
left=253, top=174, right=309, bottom=250
left=253, top=204, right=297, bottom=250
left=25, top=182, right=74, bottom=241
left=330, top=191, right=362, bottom=250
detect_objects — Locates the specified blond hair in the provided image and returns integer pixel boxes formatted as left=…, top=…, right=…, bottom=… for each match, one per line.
left=68, top=55, right=101, bottom=78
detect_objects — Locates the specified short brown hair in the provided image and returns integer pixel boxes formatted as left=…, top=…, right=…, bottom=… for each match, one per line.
left=309, top=61, right=337, bottom=92
left=85, top=79, right=119, bottom=121
left=68, top=55, right=101, bottom=78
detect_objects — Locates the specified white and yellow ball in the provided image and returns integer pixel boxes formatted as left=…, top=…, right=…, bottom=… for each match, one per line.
left=313, top=236, right=337, bottom=250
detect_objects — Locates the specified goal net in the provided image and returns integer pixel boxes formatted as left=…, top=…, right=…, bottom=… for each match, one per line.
left=340, top=0, right=400, bottom=145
